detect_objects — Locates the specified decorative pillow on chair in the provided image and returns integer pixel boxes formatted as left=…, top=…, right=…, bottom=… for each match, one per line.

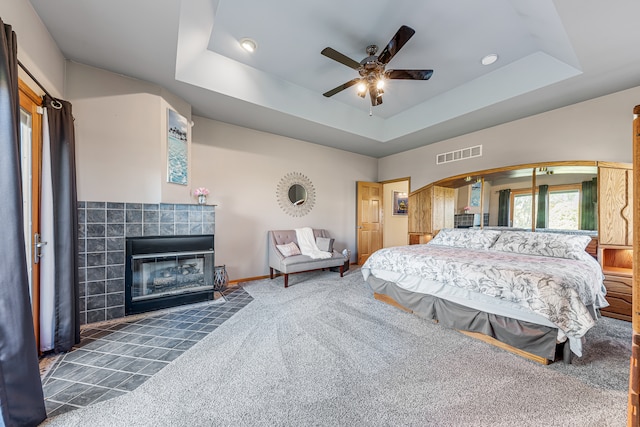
left=316, top=237, right=334, bottom=252
left=276, top=242, right=301, bottom=257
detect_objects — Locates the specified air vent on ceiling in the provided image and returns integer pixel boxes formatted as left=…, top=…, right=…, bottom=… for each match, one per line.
left=436, top=145, right=482, bottom=165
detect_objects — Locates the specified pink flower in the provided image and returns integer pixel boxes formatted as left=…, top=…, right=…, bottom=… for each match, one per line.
left=194, top=187, right=209, bottom=196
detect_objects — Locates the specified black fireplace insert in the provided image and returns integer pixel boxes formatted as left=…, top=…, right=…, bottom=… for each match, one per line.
left=125, top=235, right=215, bottom=315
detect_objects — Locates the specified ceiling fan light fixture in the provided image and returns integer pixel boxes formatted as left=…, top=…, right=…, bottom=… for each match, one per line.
left=321, top=25, right=432, bottom=107
left=481, top=53, right=498, bottom=66
left=239, top=38, right=257, bottom=53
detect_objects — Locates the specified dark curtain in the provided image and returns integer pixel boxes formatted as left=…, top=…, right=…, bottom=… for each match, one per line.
left=0, top=19, right=46, bottom=426
left=580, top=177, right=597, bottom=230
left=536, top=184, right=548, bottom=229
left=44, top=95, right=81, bottom=353
left=497, top=189, right=511, bottom=226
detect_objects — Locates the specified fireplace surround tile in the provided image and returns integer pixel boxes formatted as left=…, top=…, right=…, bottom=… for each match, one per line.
left=142, top=210, right=159, bottom=224
left=143, top=223, right=160, bottom=236
left=175, top=223, right=190, bottom=235
left=159, top=224, right=175, bottom=235
left=160, top=211, right=174, bottom=223
left=77, top=201, right=215, bottom=325
left=107, top=209, right=124, bottom=224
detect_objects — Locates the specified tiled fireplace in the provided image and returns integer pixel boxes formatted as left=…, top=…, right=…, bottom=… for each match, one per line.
left=125, top=234, right=215, bottom=315
left=78, top=201, right=215, bottom=325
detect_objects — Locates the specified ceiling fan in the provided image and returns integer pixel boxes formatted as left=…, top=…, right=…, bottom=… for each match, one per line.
left=321, top=25, right=433, bottom=107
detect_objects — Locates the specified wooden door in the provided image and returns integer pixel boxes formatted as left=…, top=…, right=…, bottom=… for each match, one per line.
left=357, top=181, right=383, bottom=265
left=19, top=80, right=43, bottom=352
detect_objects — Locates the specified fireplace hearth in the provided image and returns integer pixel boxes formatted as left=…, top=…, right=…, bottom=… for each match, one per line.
left=125, top=235, right=215, bottom=315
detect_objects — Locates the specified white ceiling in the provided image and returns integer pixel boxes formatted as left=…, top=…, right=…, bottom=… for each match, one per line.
left=29, top=0, right=640, bottom=158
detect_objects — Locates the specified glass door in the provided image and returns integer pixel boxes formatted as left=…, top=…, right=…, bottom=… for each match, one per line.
left=19, top=79, right=43, bottom=352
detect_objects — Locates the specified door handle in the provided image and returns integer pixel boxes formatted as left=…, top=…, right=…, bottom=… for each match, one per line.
left=33, top=233, right=47, bottom=264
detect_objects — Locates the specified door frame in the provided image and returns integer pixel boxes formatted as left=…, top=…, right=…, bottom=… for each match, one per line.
left=356, top=177, right=410, bottom=264
left=19, top=78, right=43, bottom=352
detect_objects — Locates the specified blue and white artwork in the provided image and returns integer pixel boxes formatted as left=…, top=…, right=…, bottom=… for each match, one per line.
left=469, top=181, right=482, bottom=207
left=167, top=109, right=188, bottom=185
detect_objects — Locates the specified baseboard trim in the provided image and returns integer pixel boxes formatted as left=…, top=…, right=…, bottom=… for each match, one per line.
left=232, top=263, right=356, bottom=285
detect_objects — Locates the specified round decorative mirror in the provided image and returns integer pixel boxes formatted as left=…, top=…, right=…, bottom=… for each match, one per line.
left=288, top=184, right=307, bottom=205
left=277, top=172, right=315, bottom=217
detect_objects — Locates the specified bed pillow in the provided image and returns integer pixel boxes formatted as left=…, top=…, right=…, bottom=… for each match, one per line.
left=428, top=228, right=502, bottom=250
left=276, top=242, right=301, bottom=257
left=316, top=237, right=334, bottom=253
left=490, top=231, right=592, bottom=260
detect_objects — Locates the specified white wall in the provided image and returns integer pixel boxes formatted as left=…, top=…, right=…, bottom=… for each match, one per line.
left=67, top=62, right=192, bottom=203
left=382, top=181, right=409, bottom=247
left=191, top=117, right=378, bottom=280
left=67, top=62, right=378, bottom=281
left=378, top=86, right=640, bottom=191
left=1, top=0, right=65, bottom=97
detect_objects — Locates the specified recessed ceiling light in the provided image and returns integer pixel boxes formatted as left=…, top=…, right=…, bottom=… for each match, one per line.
left=240, top=38, right=257, bottom=53
left=481, top=53, right=498, bottom=66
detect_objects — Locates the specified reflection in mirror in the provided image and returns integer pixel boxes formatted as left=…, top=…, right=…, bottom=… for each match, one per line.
left=288, top=184, right=307, bottom=206
left=533, top=166, right=597, bottom=231
left=485, top=166, right=598, bottom=231
left=453, top=164, right=598, bottom=232
left=485, top=170, right=532, bottom=228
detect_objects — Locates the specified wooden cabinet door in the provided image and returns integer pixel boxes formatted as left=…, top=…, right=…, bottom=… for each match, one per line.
left=408, top=192, right=420, bottom=233
left=599, top=167, right=633, bottom=245
left=408, top=186, right=431, bottom=233
left=422, top=187, right=433, bottom=233
left=433, top=186, right=455, bottom=231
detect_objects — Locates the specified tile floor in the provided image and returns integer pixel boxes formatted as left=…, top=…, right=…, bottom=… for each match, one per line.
left=41, top=287, right=253, bottom=417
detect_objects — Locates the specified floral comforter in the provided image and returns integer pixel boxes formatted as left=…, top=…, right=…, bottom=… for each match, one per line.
left=362, top=244, right=607, bottom=339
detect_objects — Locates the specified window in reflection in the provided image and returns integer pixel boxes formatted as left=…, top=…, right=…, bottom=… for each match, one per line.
left=510, top=185, right=582, bottom=230
left=548, top=188, right=580, bottom=230
left=511, top=192, right=534, bottom=229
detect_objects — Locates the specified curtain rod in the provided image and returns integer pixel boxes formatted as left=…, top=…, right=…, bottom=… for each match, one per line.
left=18, top=59, right=62, bottom=109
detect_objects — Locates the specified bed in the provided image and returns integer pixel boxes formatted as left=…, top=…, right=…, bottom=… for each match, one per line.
left=361, top=228, right=608, bottom=364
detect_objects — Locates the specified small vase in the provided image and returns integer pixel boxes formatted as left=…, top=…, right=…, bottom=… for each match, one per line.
left=198, top=195, right=207, bottom=205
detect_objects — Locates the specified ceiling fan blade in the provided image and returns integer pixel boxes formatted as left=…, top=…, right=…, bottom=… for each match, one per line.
left=377, top=25, right=416, bottom=65
left=321, top=47, right=361, bottom=70
left=323, top=78, right=361, bottom=97
left=385, top=69, right=434, bottom=80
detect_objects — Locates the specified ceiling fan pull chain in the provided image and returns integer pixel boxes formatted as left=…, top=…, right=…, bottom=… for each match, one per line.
left=369, top=105, right=373, bottom=116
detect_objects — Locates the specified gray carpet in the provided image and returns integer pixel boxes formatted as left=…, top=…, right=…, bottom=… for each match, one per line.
left=42, top=268, right=630, bottom=426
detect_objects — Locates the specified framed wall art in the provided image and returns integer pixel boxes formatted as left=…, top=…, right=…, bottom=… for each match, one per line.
left=469, top=181, right=482, bottom=207
left=392, top=191, right=408, bottom=216
left=167, top=109, right=188, bottom=185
